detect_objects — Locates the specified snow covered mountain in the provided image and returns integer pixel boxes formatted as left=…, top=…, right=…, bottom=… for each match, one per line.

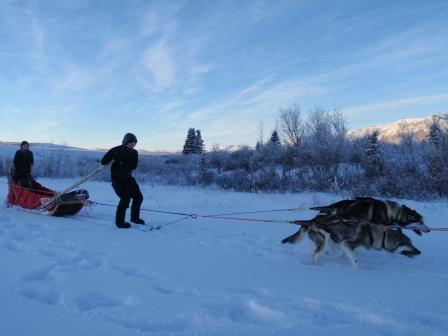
left=0, top=142, right=174, bottom=157
left=347, top=114, right=448, bottom=143
left=0, top=142, right=89, bottom=151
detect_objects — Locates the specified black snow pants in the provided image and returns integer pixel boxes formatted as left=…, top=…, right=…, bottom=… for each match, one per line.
left=112, top=176, right=143, bottom=224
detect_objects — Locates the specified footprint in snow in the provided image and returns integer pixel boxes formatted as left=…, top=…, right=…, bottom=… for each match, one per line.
left=8, top=230, right=29, bottom=242
left=3, top=240, right=23, bottom=252
left=103, top=315, right=190, bottom=333
left=150, top=283, right=175, bottom=295
left=19, top=287, right=60, bottom=306
left=19, top=265, right=59, bottom=283
left=57, top=253, right=106, bottom=273
left=203, top=298, right=285, bottom=326
left=110, top=264, right=163, bottom=281
left=38, top=246, right=73, bottom=258
left=74, top=291, right=121, bottom=312
left=109, top=264, right=173, bottom=295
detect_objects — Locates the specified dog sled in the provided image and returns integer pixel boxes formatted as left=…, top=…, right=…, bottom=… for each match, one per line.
left=6, top=164, right=107, bottom=217
left=6, top=164, right=109, bottom=216
left=7, top=178, right=90, bottom=216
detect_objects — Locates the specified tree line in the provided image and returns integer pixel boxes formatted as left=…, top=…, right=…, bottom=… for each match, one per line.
left=1, top=106, right=447, bottom=200
left=173, top=105, right=448, bottom=199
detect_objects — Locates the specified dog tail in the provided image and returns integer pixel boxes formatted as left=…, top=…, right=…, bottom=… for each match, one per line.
left=281, top=225, right=308, bottom=244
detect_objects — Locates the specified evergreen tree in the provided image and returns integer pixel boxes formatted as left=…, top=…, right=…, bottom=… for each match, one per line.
left=183, top=128, right=197, bottom=155
left=269, top=130, right=281, bottom=146
left=363, top=130, right=384, bottom=178
left=428, top=121, right=441, bottom=146
left=197, top=153, right=213, bottom=185
left=195, top=129, right=205, bottom=154
left=426, top=120, right=447, bottom=194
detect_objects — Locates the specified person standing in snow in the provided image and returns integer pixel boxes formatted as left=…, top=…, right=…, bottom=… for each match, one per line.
left=13, top=140, right=34, bottom=187
left=101, top=133, right=145, bottom=228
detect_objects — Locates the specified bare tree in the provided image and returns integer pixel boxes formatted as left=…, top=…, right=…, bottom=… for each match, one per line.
left=398, top=121, right=416, bottom=161
left=330, top=109, right=347, bottom=139
left=301, top=107, right=349, bottom=190
left=279, top=103, right=303, bottom=147
left=306, top=107, right=346, bottom=142
left=257, top=120, right=264, bottom=146
left=306, top=107, right=331, bottom=142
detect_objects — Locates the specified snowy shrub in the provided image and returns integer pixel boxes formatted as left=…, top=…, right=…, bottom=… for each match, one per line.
left=2, top=113, right=447, bottom=200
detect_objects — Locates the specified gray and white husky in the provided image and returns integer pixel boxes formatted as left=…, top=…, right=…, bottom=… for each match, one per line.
left=282, top=197, right=428, bottom=267
left=310, top=197, right=426, bottom=234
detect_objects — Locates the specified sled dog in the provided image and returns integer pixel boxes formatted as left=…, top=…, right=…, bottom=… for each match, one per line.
left=281, top=197, right=427, bottom=267
left=310, top=197, right=427, bottom=235
left=282, top=216, right=421, bottom=267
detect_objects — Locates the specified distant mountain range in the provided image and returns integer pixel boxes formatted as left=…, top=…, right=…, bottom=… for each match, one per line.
left=0, top=142, right=89, bottom=151
left=347, top=114, right=448, bottom=143
left=0, top=141, right=89, bottom=151
left=0, top=142, right=175, bottom=156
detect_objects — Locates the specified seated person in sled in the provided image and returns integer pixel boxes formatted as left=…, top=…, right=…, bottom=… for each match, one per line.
left=7, top=141, right=90, bottom=216
left=12, top=141, right=34, bottom=188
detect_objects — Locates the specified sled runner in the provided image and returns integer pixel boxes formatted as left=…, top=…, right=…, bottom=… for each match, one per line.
left=7, top=178, right=89, bottom=216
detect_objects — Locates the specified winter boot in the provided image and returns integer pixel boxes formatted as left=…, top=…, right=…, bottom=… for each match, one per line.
left=116, top=221, right=131, bottom=229
left=131, top=218, right=145, bottom=225
left=115, top=202, right=131, bottom=228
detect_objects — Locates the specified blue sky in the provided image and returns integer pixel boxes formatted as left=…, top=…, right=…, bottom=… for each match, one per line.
left=1, top=0, right=447, bottom=151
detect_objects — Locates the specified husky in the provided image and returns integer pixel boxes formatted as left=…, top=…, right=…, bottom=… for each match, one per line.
left=310, top=197, right=427, bottom=235
left=282, top=216, right=421, bottom=267
left=281, top=197, right=427, bottom=267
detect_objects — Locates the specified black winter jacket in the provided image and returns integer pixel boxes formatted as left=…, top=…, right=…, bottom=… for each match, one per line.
left=101, top=145, right=138, bottom=180
left=14, top=150, right=34, bottom=175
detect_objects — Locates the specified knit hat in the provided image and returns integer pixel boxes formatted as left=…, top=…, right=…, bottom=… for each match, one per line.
left=122, top=133, right=137, bottom=145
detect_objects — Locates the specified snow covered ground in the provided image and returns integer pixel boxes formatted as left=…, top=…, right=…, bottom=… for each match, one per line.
left=1, top=178, right=448, bottom=336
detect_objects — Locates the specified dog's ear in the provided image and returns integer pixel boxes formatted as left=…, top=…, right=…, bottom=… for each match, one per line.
left=401, top=205, right=410, bottom=215
left=406, top=206, right=423, bottom=220
left=412, top=229, right=422, bottom=236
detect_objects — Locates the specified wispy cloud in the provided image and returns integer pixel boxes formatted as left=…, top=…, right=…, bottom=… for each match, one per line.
left=137, top=3, right=220, bottom=95
left=158, top=100, right=185, bottom=114
left=56, top=65, right=93, bottom=92
left=237, top=76, right=273, bottom=96
left=101, top=37, right=133, bottom=59
left=189, top=63, right=214, bottom=77
left=153, top=75, right=329, bottom=148
left=0, top=105, right=20, bottom=126
left=0, top=3, right=46, bottom=66
left=138, top=2, right=182, bottom=38
left=31, top=108, right=71, bottom=138
left=28, top=9, right=45, bottom=60
left=140, top=37, right=211, bottom=95
left=138, top=4, right=189, bottom=93
left=248, top=0, right=295, bottom=22
left=362, top=27, right=446, bottom=62
left=140, top=12, right=159, bottom=38
left=344, top=94, right=448, bottom=117
left=142, top=40, right=176, bottom=92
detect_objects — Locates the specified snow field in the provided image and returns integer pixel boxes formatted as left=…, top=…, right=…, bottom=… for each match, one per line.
left=1, top=179, right=448, bottom=336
